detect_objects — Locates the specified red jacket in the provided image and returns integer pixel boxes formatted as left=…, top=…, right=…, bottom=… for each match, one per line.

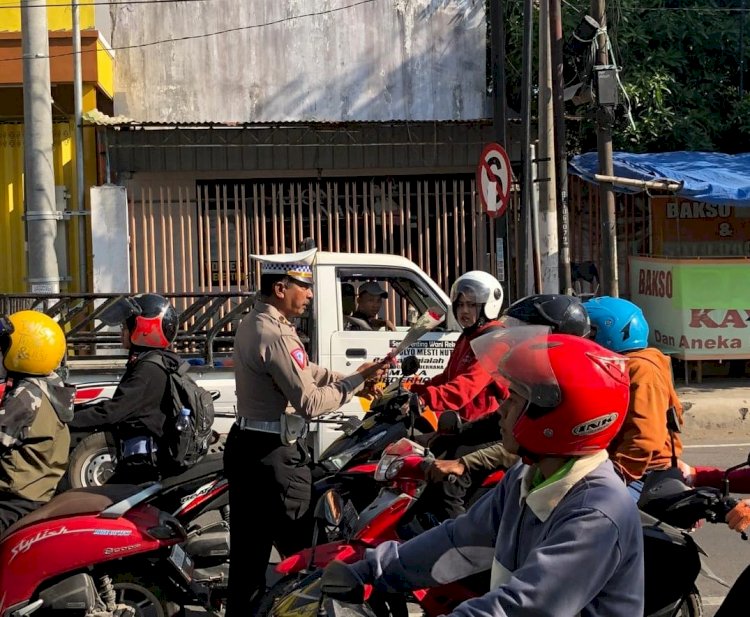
left=693, top=466, right=750, bottom=493
left=410, top=322, right=508, bottom=422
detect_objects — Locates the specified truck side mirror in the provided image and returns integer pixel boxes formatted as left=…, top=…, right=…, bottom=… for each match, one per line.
left=401, top=355, right=420, bottom=377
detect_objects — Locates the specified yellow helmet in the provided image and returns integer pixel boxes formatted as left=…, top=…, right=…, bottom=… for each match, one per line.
left=2, top=311, right=66, bottom=375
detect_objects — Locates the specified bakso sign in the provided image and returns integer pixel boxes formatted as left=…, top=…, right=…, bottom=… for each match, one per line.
left=630, top=256, right=750, bottom=360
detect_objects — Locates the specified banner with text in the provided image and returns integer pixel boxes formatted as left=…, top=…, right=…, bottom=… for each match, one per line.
left=630, top=256, right=750, bottom=359
left=651, top=196, right=750, bottom=257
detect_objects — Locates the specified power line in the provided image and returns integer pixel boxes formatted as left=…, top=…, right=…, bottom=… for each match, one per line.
left=0, top=0, right=375, bottom=62
left=0, top=0, right=214, bottom=7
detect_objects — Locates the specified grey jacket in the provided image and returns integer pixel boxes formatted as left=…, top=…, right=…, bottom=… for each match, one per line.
left=353, top=451, right=644, bottom=617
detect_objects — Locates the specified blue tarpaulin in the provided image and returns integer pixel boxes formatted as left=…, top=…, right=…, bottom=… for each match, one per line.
left=568, top=151, right=750, bottom=207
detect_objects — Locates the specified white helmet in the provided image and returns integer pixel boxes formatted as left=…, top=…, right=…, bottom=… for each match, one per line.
left=449, top=270, right=504, bottom=327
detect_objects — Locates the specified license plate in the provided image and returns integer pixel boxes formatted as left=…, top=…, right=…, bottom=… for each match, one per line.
left=169, top=544, right=194, bottom=582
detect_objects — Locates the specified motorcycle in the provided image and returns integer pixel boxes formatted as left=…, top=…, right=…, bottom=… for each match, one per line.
left=0, top=482, right=187, bottom=617
left=258, top=434, right=505, bottom=617
left=310, top=355, right=444, bottom=516
left=0, top=470, right=237, bottom=617
left=258, top=469, right=741, bottom=617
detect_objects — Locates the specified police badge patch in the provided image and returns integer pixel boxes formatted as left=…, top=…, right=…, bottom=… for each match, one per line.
left=290, top=348, right=307, bottom=369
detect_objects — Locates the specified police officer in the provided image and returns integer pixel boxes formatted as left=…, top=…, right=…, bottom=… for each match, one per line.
left=224, top=248, right=386, bottom=616
left=0, top=311, right=74, bottom=532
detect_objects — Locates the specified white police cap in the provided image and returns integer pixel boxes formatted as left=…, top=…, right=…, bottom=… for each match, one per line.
left=250, top=248, right=317, bottom=284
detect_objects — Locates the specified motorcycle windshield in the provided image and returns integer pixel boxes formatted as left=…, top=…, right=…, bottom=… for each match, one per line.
left=97, top=297, right=142, bottom=326
left=469, top=325, right=561, bottom=408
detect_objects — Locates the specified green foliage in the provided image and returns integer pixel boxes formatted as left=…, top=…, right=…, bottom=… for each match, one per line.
left=502, top=0, right=750, bottom=154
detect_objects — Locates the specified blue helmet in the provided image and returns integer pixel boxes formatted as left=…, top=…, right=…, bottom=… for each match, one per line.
left=583, top=296, right=649, bottom=353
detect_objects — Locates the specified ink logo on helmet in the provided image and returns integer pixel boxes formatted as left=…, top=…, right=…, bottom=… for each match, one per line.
left=572, top=413, right=619, bottom=436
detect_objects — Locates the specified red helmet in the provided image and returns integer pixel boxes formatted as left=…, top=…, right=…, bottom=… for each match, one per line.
left=500, top=333, right=629, bottom=457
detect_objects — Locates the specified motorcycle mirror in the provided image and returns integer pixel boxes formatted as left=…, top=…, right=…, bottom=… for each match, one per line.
left=400, top=355, right=420, bottom=377
left=314, top=489, right=345, bottom=527
left=437, top=410, right=462, bottom=434
left=666, top=407, right=681, bottom=434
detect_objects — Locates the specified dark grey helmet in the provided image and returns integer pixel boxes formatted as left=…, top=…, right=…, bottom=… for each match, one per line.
left=504, top=294, right=591, bottom=337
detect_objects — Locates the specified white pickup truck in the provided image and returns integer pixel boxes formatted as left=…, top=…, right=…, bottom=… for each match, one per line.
left=0, top=251, right=461, bottom=486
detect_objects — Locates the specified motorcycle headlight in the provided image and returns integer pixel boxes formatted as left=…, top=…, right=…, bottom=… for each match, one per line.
left=374, top=454, right=397, bottom=481
left=384, top=459, right=405, bottom=480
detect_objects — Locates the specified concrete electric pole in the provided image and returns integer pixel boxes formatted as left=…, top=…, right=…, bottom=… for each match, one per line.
left=21, top=0, right=61, bottom=293
left=549, top=0, right=574, bottom=295
left=592, top=0, right=619, bottom=297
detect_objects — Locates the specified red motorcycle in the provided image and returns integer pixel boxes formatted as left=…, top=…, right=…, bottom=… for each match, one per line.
left=0, top=482, right=186, bottom=617
left=258, top=436, right=505, bottom=616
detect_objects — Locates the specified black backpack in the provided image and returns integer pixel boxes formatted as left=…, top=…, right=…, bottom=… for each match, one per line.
left=141, top=352, right=215, bottom=473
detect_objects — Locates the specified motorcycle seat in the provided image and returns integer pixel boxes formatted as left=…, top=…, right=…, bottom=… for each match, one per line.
left=160, top=452, right=225, bottom=490
left=0, top=484, right=143, bottom=540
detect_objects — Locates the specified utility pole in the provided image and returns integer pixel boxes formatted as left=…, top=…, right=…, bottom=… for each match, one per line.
left=489, top=0, right=511, bottom=302
left=73, top=0, right=88, bottom=291
left=519, top=0, right=533, bottom=296
left=549, top=0, right=573, bottom=295
left=538, top=0, right=559, bottom=294
left=592, top=0, right=619, bottom=296
left=22, top=0, right=61, bottom=293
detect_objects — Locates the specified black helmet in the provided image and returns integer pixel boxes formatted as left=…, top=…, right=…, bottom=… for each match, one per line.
left=503, top=294, right=591, bottom=337
left=128, top=293, right=179, bottom=348
left=99, top=293, right=179, bottom=349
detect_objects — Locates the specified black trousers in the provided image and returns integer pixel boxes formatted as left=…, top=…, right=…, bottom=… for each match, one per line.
left=224, top=425, right=313, bottom=617
left=0, top=492, right=45, bottom=534
left=107, top=454, right=160, bottom=485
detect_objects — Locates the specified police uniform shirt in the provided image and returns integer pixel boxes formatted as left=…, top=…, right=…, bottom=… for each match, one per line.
left=234, top=301, right=364, bottom=423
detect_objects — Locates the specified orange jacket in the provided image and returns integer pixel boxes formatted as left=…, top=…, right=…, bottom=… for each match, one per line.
left=608, top=347, right=684, bottom=483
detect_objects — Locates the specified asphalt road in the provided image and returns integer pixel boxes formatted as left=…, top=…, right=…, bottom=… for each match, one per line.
left=681, top=438, right=750, bottom=617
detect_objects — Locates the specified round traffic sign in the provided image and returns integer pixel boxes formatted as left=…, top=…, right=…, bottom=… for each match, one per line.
left=476, top=143, right=512, bottom=218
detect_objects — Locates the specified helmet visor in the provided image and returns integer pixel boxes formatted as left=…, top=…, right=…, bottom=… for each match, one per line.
left=470, top=325, right=561, bottom=408
left=97, top=297, right=142, bottom=326
left=451, top=278, right=492, bottom=304
left=498, top=315, right=528, bottom=329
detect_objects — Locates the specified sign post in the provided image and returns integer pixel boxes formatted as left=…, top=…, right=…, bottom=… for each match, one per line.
left=477, top=143, right=513, bottom=302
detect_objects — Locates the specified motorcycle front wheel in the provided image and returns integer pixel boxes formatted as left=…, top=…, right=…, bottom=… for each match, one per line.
left=674, top=588, right=702, bottom=617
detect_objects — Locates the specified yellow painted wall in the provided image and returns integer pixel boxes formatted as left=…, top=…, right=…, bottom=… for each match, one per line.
left=0, top=122, right=97, bottom=292
left=0, top=0, right=95, bottom=33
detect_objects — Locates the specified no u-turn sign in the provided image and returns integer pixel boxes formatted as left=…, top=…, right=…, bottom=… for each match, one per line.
left=476, top=143, right=512, bottom=218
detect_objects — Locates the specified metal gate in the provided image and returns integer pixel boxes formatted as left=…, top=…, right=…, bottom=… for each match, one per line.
left=127, top=176, right=510, bottom=296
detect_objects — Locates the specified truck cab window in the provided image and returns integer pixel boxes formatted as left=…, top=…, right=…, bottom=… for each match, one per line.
left=337, top=271, right=446, bottom=332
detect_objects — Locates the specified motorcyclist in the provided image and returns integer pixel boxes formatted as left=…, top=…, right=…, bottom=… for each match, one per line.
left=427, top=293, right=592, bottom=483
left=69, top=293, right=181, bottom=484
left=402, top=271, right=507, bottom=523
left=584, top=296, right=684, bottom=498
left=0, top=311, right=74, bottom=532
left=321, top=331, right=644, bottom=616
left=409, top=270, right=508, bottom=423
